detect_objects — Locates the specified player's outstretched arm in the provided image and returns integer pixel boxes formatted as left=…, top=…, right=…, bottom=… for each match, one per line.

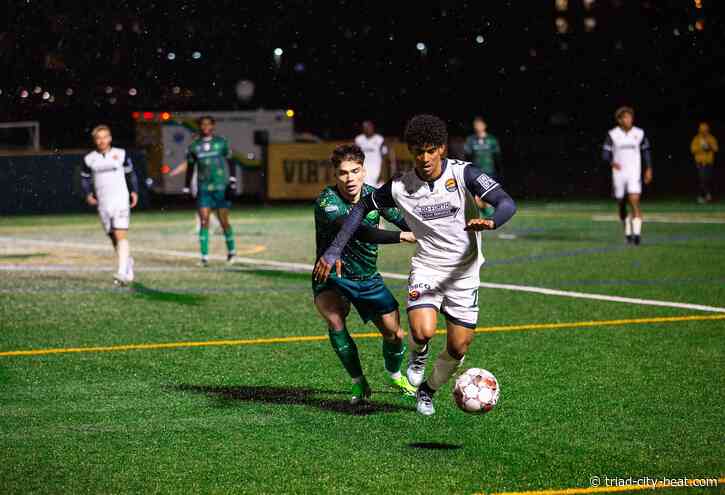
left=332, top=218, right=410, bottom=245
left=184, top=152, right=196, bottom=193
left=462, top=165, right=517, bottom=231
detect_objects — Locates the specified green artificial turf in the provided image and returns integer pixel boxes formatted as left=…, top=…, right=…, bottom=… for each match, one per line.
left=1, top=200, right=723, bottom=494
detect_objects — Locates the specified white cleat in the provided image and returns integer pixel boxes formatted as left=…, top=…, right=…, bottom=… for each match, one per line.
left=406, top=343, right=430, bottom=388
left=125, top=257, right=135, bottom=283
left=416, top=386, right=436, bottom=416
left=113, top=272, right=130, bottom=287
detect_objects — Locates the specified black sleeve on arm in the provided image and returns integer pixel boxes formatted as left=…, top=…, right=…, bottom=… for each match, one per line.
left=185, top=158, right=195, bottom=189
left=485, top=187, right=517, bottom=229
left=602, top=134, right=613, bottom=163
left=322, top=195, right=378, bottom=263
left=463, top=164, right=500, bottom=199
left=641, top=135, right=652, bottom=169
left=80, top=161, right=93, bottom=196
left=124, top=156, right=139, bottom=193
left=332, top=218, right=401, bottom=244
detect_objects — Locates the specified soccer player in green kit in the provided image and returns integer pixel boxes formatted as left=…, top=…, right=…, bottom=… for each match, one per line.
left=464, top=116, right=502, bottom=216
left=314, top=144, right=417, bottom=404
left=184, top=116, right=237, bottom=266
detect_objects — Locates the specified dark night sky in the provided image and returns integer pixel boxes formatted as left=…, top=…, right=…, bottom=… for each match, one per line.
left=1, top=0, right=722, bottom=144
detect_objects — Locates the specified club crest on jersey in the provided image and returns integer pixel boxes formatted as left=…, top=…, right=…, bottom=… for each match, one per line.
left=111, top=153, right=119, bottom=161
left=414, top=202, right=459, bottom=221
left=203, top=142, right=212, bottom=151
left=408, top=289, right=421, bottom=301
left=445, top=178, right=458, bottom=192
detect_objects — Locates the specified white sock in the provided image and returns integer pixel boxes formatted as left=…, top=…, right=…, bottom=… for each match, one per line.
left=427, top=350, right=464, bottom=391
left=624, top=216, right=633, bottom=236
left=632, top=217, right=642, bottom=236
left=117, top=239, right=129, bottom=275
left=351, top=376, right=363, bottom=384
left=388, top=371, right=402, bottom=380
left=408, top=332, right=425, bottom=353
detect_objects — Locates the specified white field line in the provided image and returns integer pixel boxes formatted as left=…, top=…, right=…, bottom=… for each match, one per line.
left=592, top=214, right=725, bottom=224
left=2, top=236, right=725, bottom=313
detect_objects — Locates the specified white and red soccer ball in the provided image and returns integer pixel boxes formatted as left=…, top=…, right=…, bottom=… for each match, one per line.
left=453, top=368, right=500, bottom=414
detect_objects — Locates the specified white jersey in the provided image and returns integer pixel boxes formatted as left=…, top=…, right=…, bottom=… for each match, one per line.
left=82, top=147, right=131, bottom=210
left=355, top=133, right=386, bottom=186
left=604, top=126, right=647, bottom=175
left=372, top=159, right=500, bottom=279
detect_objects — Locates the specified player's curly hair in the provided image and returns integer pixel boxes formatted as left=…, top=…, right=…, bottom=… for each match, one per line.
left=404, top=114, right=448, bottom=148
left=330, top=143, right=365, bottom=168
left=197, top=115, right=215, bottom=126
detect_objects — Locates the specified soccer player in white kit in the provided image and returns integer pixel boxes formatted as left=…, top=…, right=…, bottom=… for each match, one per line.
left=315, top=115, right=517, bottom=415
left=602, top=107, right=653, bottom=245
left=80, top=125, right=139, bottom=285
left=354, top=120, right=388, bottom=187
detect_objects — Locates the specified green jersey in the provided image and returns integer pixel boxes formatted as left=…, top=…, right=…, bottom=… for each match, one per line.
left=314, top=184, right=405, bottom=281
left=187, top=136, right=231, bottom=192
left=464, top=134, right=501, bottom=176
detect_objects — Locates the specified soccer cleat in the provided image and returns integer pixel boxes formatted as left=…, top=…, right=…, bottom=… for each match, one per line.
left=625, top=235, right=634, bottom=244
left=416, top=382, right=436, bottom=416
left=125, top=257, right=135, bottom=283
left=406, top=343, right=430, bottom=387
left=198, top=258, right=209, bottom=268
left=113, top=272, right=129, bottom=287
left=633, top=235, right=641, bottom=246
left=389, top=375, right=417, bottom=397
left=350, top=377, right=372, bottom=405
left=227, top=253, right=239, bottom=265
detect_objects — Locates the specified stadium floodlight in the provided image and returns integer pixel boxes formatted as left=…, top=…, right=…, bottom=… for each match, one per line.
left=0, top=121, right=41, bottom=151
left=274, top=48, right=283, bottom=56
left=475, top=35, right=484, bottom=44
left=129, top=88, right=138, bottom=96
left=416, top=42, right=426, bottom=51
left=167, top=52, right=176, bottom=60
left=192, top=51, right=202, bottom=59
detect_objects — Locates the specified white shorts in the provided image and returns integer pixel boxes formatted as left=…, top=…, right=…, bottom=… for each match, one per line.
left=407, top=269, right=480, bottom=329
left=612, top=171, right=641, bottom=199
left=99, top=207, right=130, bottom=234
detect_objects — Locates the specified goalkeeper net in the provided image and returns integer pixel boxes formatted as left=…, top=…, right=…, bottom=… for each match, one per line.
left=0, top=121, right=40, bottom=151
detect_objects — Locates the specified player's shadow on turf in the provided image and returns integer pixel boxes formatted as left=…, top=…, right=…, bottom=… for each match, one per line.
left=228, top=267, right=310, bottom=282
left=174, top=384, right=415, bottom=416
left=130, top=283, right=205, bottom=306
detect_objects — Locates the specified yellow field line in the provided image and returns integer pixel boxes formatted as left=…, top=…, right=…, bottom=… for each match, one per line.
left=481, top=477, right=725, bottom=495
left=1, top=314, right=723, bottom=359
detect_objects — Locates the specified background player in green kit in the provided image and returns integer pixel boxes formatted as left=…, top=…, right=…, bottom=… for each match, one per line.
left=464, top=116, right=502, bottom=216
left=314, top=144, right=417, bottom=404
left=184, top=116, right=237, bottom=266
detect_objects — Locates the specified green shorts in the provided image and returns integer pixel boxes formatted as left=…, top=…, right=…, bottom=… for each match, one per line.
left=197, top=188, right=231, bottom=210
left=313, top=273, right=399, bottom=323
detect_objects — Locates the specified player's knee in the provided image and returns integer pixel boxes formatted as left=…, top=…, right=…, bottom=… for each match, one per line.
left=447, top=341, right=469, bottom=360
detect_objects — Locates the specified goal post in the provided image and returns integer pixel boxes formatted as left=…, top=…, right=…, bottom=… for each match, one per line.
left=0, top=121, right=40, bottom=151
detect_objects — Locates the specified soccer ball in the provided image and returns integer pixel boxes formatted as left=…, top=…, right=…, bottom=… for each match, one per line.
left=453, top=368, right=500, bottom=414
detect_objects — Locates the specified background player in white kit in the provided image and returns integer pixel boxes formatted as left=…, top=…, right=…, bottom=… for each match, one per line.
left=355, top=120, right=388, bottom=187
left=315, top=114, right=517, bottom=416
left=80, top=125, right=139, bottom=285
left=602, top=107, right=653, bottom=245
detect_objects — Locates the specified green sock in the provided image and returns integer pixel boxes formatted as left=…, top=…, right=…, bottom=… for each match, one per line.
left=224, top=227, right=236, bottom=254
left=382, top=339, right=406, bottom=375
left=199, top=227, right=209, bottom=258
left=328, top=327, right=363, bottom=379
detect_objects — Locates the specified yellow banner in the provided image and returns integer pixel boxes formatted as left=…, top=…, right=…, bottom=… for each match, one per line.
left=266, top=141, right=414, bottom=200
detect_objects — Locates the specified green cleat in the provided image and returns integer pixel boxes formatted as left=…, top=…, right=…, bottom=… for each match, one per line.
left=389, top=375, right=417, bottom=397
left=350, top=377, right=372, bottom=405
